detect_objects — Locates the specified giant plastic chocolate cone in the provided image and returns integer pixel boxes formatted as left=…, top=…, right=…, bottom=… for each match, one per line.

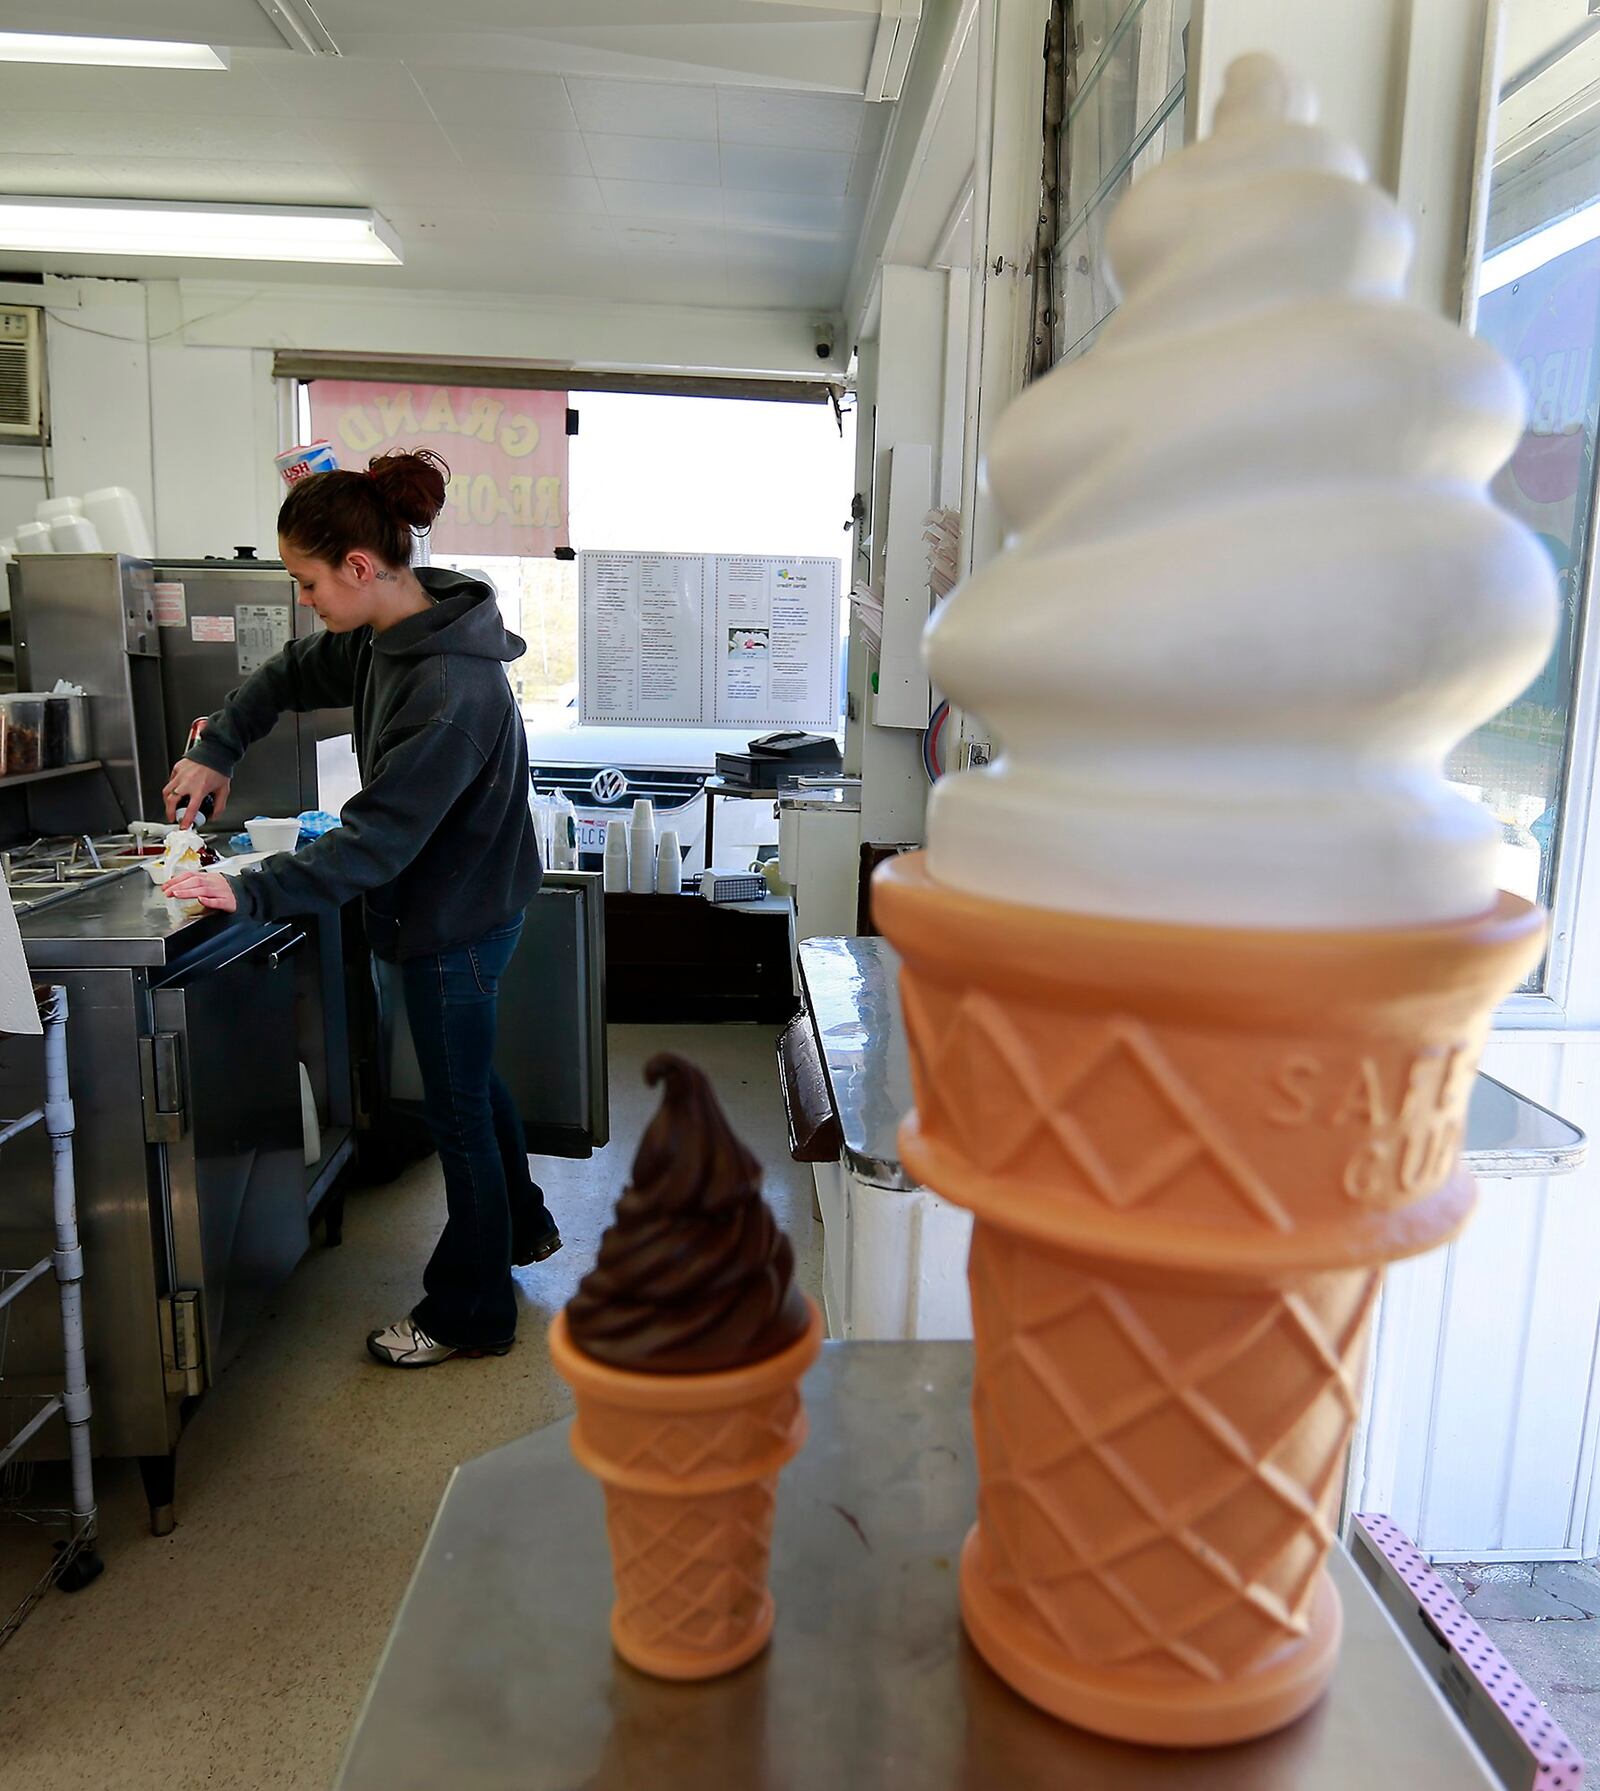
left=552, top=1054, right=821, bottom=1680
left=876, top=857, right=1542, bottom=1743
left=878, top=53, right=1558, bottom=1748
left=550, top=1303, right=822, bottom=1679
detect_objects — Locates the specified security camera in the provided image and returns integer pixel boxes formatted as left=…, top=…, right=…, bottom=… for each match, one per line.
left=813, top=319, right=835, bottom=360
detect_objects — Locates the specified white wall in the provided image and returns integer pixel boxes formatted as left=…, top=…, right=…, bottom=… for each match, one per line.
left=1, top=271, right=835, bottom=562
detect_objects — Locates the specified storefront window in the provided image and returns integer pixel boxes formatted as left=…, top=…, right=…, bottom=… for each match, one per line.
left=435, top=391, right=855, bottom=738
left=1054, top=0, right=1192, bottom=367
left=1454, top=9, right=1600, bottom=994
left=1452, top=236, right=1599, bottom=928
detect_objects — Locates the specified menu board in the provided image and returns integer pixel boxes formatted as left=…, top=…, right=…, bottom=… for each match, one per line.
left=580, top=551, right=840, bottom=729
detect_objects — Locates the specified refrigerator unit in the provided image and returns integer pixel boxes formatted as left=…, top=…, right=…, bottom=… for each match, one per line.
left=9, top=551, right=351, bottom=828
left=151, top=554, right=351, bottom=824
left=9, top=552, right=168, bottom=822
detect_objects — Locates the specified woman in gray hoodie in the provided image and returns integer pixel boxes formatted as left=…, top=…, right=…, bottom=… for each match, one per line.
left=164, top=449, right=559, bottom=1367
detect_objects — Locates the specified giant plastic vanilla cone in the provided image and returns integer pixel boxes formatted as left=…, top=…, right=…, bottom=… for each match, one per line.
left=550, top=1303, right=822, bottom=1680
left=876, top=856, right=1542, bottom=1743
left=886, top=48, right=1559, bottom=1750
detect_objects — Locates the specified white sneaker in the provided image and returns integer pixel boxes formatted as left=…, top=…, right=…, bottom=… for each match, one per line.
left=365, top=1316, right=512, bottom=1367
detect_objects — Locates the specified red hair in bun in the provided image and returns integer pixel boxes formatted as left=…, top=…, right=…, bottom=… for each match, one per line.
left=278, top=448, right=449, bottom=569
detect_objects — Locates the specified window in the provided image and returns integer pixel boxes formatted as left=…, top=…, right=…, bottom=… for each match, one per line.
left=1453, top=234, right=1598, bottom=925
left=1051, top=0, right=1192, bottom=369
left=1457, top=30, right=1600, bottom=999
left=432, top=390, right=856, bottom=739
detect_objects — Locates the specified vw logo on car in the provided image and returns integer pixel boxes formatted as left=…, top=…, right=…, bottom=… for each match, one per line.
left=589, top=769, right=629, bottom=805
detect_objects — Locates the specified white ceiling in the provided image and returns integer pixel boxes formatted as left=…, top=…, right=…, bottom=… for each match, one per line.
left=0, top=0, right=901, bottom=311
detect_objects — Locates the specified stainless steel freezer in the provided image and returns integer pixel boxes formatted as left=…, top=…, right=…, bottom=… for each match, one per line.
left=0, top=870, right=320, bottom=1534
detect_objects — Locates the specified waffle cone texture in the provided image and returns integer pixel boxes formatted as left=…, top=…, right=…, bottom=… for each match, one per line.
left=874, top=853, right=1543, bottom=1745
left=550, top=1300, right=823, bottom=1681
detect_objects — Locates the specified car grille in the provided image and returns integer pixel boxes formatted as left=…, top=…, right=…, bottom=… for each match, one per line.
left=529, top=764, right=708, bottom=815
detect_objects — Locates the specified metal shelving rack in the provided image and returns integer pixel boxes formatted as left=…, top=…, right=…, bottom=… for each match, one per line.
left=0, top=983, right=101, bottom=1646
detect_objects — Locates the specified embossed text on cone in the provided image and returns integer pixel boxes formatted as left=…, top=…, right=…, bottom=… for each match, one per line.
left=550, top=1302, right=823, bottom=1681
left=875, top=855, right=1543, bottom=1745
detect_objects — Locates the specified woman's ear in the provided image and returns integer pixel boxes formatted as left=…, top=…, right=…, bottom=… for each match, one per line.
left=344, top=550, right=379, bottom=584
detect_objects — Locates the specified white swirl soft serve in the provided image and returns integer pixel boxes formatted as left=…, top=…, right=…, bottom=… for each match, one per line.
left=924, top=54, right=1558, bottom=929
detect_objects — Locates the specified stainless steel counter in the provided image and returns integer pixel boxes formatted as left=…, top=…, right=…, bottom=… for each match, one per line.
left=337, top=1342, right=1500, bottom=1791
left=797, top=936, right=1587, bottom=1189
left=18, top=863, right=230, bottom=967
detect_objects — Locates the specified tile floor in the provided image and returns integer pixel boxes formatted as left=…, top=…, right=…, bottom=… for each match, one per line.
left=0, top=1024, right=820, bottom=1791
left=1433, top=1559, right=1600, bottom=1767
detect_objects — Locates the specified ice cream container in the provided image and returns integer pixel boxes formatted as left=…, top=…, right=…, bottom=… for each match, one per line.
left=81, top=487, right=153, bottom=558
left=274, top=441, right=339, bottom=486
left=49, top=515, right=102, bottom=553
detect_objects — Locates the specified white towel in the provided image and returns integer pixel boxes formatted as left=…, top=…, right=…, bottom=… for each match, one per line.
left=0, top=882, right=39, bottom=1036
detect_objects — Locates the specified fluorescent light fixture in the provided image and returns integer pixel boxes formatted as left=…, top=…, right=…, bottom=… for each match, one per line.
left=1481, top=198, right=1600, bottom=295
left=0, top=197, right=401, bottom=266
left=0, top=33, right=229, bottom=69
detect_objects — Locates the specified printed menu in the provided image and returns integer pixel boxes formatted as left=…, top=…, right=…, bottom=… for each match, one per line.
left=580, top=552, right=840, bottom=729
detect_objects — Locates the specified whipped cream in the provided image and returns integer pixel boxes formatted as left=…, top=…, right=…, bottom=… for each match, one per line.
left=924, top=54, right=1557, bottom=929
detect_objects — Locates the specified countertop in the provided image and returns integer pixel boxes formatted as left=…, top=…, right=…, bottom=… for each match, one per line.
left=18, top=862, right=231, bottom=968
left=336, top=1342, right=1500, bottom=1791
left=797, top=935, right=1588, bottom=1190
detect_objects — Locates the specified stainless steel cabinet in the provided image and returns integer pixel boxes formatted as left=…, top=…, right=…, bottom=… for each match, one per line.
left=151, top=925, right=307, bottom=1379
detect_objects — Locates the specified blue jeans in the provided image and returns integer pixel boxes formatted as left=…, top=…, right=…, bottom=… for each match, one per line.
left=402, top=917, right=551, bottom=1348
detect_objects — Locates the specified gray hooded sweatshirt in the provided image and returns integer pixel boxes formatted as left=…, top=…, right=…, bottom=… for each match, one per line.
left=185, top=566, right=542, bottom=960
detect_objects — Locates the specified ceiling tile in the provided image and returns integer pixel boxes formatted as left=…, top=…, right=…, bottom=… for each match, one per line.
left=347, top=167, right=604, bottom=226
left=408, top=66, right=578, bottom=130
left=17, top=112, right=331, bottom=164
left=472, top=173, right=607, bottom=218
left=720, top=142, right=852, bottom=196
left=715, top=87, right=865, bottom=153
left=726, top=262, right=845, bottom=308
left=437, top=125, right=594, bottom=177
left=243, top=52, right=426, bottom=121
left=720, top=187, right=858, bottom=236
left=613, top=219, right=728, bottom=259
left=599, top=179, right=723, bottom=224
left=564, top=77, right=717, bottom=140
left=582, top=134, right=720, bottom=185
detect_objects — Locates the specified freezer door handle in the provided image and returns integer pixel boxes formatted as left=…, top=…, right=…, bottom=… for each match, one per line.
left=267, top=931, right=308, bottom=973
left=140, top=1032, right=185, bottom=1143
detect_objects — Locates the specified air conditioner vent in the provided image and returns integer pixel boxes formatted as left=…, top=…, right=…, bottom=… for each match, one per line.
left=0, top=307, right=43, bottom=442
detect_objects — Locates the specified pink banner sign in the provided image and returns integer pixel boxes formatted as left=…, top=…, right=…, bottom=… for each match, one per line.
left=308, top=380, right=570, bottom=558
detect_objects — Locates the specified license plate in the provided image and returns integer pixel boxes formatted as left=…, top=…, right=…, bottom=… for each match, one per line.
left=575, top=816, right=611, bottom=853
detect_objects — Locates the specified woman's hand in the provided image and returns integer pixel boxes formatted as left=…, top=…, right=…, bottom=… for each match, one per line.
left=162, top=871, right=238, bottom=913
left=163, top=758, right=231, bottom=825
